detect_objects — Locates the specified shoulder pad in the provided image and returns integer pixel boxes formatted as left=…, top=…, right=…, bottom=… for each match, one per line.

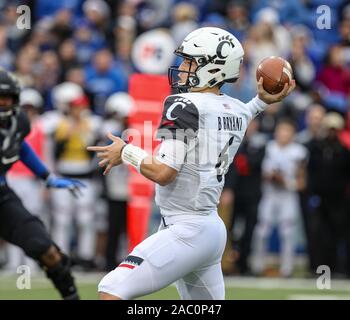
left=157, top=95, right=199, bottom=140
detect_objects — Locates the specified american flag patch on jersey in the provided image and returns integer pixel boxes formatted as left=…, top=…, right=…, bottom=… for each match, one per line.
left=118, top=255, right=144, bottom=269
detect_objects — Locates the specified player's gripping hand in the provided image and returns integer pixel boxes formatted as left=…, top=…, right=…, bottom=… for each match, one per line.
left=257, top=77, right=296, bottom=105
left=270, top=171, right=286, bottom=188
left=87, top=132, right=126, bottom=175
left=46, top=174, right=86, bottom=198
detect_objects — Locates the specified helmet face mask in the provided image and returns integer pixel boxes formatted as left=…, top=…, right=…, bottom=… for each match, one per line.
left=168, top=52, right=200, bottom=93
left=168, top=27, right=244, bottom=93
left=0, top=97, right=19, bottom=122
left=0, top=70, right=20, bottom=122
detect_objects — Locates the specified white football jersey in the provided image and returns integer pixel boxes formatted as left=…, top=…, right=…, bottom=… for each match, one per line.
left=155, top=92, right=267, bottom=216
left=262, top=140, right=308, bottom=192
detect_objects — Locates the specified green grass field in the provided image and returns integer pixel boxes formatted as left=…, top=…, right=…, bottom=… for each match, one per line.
left=1, top=272, right=350, bottom=300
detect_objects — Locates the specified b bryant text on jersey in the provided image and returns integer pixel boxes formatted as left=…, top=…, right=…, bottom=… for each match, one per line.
left=218, top=116, right=243, bottom=131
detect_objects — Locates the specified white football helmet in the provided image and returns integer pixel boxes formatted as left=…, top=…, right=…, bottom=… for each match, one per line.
left=52, top=82, right=83, bottom=112
left=168, top=27, right=244, bottom=92
left=20, top=88, right=43, bottom=109
left=105, top=92, right=134, bottom=118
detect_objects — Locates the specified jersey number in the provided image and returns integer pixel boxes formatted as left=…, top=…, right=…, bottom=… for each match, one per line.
left=215, top=136, right=234, bottom=182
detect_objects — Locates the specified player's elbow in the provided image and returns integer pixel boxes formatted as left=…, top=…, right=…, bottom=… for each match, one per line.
left=155, top=169, right=178, bottom=186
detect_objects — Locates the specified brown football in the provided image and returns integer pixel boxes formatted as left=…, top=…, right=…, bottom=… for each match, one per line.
left=256, top=56, right=293, bottom=94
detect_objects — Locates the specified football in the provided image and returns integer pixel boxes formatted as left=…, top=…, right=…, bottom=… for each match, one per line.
left=256, top=56, right=293, bottom=94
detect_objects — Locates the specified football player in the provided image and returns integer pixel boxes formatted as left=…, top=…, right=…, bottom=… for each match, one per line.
left=251, top=119, right=307, bottom=277
left=88, top=27, right=296, bottom=300
left=0, top=69, right=84, bottom=300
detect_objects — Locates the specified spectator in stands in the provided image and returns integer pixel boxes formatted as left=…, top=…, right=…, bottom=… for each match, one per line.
left=85, top=48, right=128, bottom=115
left=251, top=0, right=309, bottom=26
left=50, top=8, right=75, bottom=44
left=34, top=0, right=83, bottom=20
left=244, top=12, right=283, bottom=81
left=29, top=18, right=56, bottom=51
left=2, top=4, right=29, bottom=52
left=225, top=0, right=250, bottom=42
left=317, top=45, right=350, bottom=96
left=65, top=67, right=86, bottom=88
left=0, top=25, right=14, bottom=70
left=306, top=112, right=350, bottom=276
left=170, top=2, right=199, bottom=46
left=112, top=15, right=137, bottom=76
left=296, top=104, right=326, bottom=145
left=296, top=104, right=326, bottom=274
left=82, top=0, right=111, bottom=35
left=58, top=40, right=79, bottom=81
left=254, top=7, right=291, bottom=58
left=35, top=51, right=61, bottom=105
left=73, top=21, right=106, bottom=66
left=289, top=36, right=316, bottom=92
left=316, top=45, right=350, bottom=112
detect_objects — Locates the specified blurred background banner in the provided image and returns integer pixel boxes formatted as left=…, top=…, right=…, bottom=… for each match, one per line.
left=131, top=28, right=176, bottom=74
left=127, top=73, right=169, bottom=252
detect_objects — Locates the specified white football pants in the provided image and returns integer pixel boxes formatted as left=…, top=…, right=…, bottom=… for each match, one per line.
left=98, top=211, right=227, bottom=300
left=251, top=190, right=300, bottom=276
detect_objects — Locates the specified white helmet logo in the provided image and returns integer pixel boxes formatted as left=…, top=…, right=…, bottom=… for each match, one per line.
left=166, top=102, right=187, bottom=120
left=216, top=36, right=235, bottom=60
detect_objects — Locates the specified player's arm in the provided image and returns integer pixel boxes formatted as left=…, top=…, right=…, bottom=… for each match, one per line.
left=295, top=160, right=306, bottom=192
left=139, top=138, right=186, bottom=186
left=87, top=95, right=198, bottom=186
left=87, top=132, right=180, bottom=186
left=19, top=141, right=85, bottom=197
left=245, top=78, right=296, bottom=118
left=140, top=157, right=178, bottom=186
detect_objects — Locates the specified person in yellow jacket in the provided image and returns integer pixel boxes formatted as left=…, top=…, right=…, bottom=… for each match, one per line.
left=51, top=95, right=102, bottom=269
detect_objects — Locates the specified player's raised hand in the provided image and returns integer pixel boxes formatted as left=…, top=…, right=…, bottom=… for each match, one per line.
left=87, top=132, right=126, bottom=175
left=257, top=77, right=296, bottom=105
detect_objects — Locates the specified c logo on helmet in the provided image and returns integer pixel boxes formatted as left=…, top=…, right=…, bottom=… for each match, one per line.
left=216, top=36, right=235, bottom=60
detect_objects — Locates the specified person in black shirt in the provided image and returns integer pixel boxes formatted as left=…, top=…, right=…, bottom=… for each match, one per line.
left=0, top=69, right=84, bottom=299
left=306, top=112, right=350, bottom=276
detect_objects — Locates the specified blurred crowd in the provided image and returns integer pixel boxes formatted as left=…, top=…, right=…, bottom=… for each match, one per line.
left=0, top=0, right=350, bottom=278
